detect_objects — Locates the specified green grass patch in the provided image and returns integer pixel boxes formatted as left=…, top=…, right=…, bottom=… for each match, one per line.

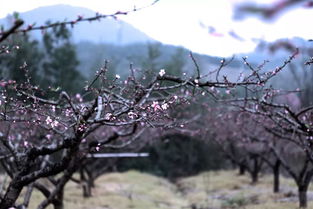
left=7, top=169, right=313, bottom=208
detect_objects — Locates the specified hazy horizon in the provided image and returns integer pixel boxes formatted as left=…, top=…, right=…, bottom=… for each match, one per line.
left=1, top=0, right=312, bottom=57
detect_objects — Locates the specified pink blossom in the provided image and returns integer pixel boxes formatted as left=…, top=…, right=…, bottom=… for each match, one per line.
left=0, top=81, right=7, bottom=87
left=151, top=101, right=161, bottom=111
left=75, top=93, right=83, bottom=102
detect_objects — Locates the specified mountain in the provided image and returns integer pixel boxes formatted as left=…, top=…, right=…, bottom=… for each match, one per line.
left=0, top=4, right=245, bottom=79
left=75, top=40, right=243, bottom=78
left=0, top=4, right=155, bottom=45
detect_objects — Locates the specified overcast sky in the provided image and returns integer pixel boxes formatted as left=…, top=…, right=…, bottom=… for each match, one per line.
left=0, top=0, right=312, bottom=57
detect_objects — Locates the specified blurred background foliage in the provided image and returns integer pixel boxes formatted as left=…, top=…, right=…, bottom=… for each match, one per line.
left=116, top=133, right=226, bottom=179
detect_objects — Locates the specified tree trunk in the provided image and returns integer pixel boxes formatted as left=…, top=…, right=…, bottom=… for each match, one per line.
left=0, top=183, right=23, bottom=209
left=53, top=187, right=64, bottom=209
left=86, top=170, right=95, bottom=188
left=273, top=160, right=280, bottom=193
left=80, top=167, right=92, bottom=197
left=298, top=184, right=308, bottom=208
left=239, top=164, right=246, bottom=175
left=251, top=171, right=258, bottom=184
left=53, top=201, right=63, bottom=209
left=250, top=157, right=259, bottom=184
left=82, top=182, right=92, bottom=198
left=89, top=176, right=95, bottom=188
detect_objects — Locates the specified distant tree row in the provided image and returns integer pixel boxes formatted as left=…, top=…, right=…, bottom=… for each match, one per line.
left=0, top=21, right=83, bottom=95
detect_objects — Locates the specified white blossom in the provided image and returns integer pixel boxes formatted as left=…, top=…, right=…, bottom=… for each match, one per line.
left=128, top=111, right=137, bottom=119
left=46, top=116, right=52, bottom=125
left=24, top=141, right=29, bottom=147
left=161, top=103, right=169, bottom=110
left=159, top=69, right=166, bottom=77
left=51, top=120, right=59, bottom=128
left=105, top=113, right=113, bottom=120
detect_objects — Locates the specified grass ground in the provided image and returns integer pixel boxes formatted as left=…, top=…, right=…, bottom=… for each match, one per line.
left=177, top=170, right=310, bottom=209
left=12, top=170, right=313, bottom=208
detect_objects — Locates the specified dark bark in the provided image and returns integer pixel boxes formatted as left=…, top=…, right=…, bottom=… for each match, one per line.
left=250, top=156, right=260, bottom=184
left=85, top=168, right=95, bottom=188
left=82, top=182, right=92, bottom=198
left=34, top=182, right=65, bottom=209
left=251, top=171, right=258, bottom=184
left=37, top=153, right=80, bottom=209
left=0, top=19, right=24, bottom=43
left=53, top=189, right=64, bottom=209
left=239, top=163, right=246, bottom=175
left=37, top=174, right=71, bottom=209
left=15, top=183, right=34, bottom=209
left=273, top=160, right=281, bottom=193
left=0, top=183, right=23, bottom=209
left=298, top=184, right=308, bottom=208
left=88, top=175, right=95, bottom=188
left=80, top=168, right=92, bottom=197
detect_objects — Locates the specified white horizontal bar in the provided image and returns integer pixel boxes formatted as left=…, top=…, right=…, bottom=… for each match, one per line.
left=87, top=152, right=149, bottom=158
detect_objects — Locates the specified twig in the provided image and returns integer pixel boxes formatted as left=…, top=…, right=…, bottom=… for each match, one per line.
left=0, top=19, right=24, bottom=43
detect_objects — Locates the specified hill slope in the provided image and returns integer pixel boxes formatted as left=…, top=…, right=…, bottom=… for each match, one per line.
left=0, top=4, right=154, bottom=45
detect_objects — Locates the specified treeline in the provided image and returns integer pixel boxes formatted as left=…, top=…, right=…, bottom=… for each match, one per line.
left=75, top=41, right=238, bottom=79
left=0, top=24, right=83, bottom=94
